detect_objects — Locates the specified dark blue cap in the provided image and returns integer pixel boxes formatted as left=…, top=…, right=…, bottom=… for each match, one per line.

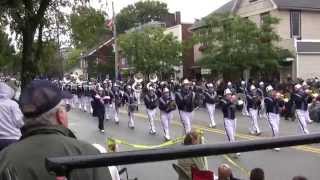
left=19, top=80, right=72, bottom=118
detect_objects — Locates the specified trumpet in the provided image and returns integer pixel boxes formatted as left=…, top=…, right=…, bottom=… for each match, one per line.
left=312, top=92, right=319, bottom=98
left=276, top=92, right=289, bottom=102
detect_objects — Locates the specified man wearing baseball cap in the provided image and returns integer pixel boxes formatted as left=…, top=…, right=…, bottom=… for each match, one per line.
left=0, top=80, right=112, bottom=180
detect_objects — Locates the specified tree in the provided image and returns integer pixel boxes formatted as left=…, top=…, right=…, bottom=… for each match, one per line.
left=37, top=40, right=63, bottom=78
left=118, top=27, right=181, bottom=78
left=195, top=13, right=284, bottom=80
left=116, top=1, right=169, bottom=33
left=1, top=0, right=54, bottom=88
left=65, top=48, right=82, bottom=72
left=0, top=0, right=94, bottom=88
left=69, top=6, right=111, bottom=50
left=0, top=26, right=18, bottom=73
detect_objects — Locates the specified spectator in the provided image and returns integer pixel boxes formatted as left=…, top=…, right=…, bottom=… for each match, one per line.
left=218, top=164, right=232, bottom=180
left=177, top=131, right=208, bottom=178
left=218, top=164, right=240, bottom=180
left=293, top=176, right=308, bottom=180
left=0, top=82, right=24, bottom=151
left=250, top=168, right=264, bottom=180
left=0, top=80, right=112, bottom=180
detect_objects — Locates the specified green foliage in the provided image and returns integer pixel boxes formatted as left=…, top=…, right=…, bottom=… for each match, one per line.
left=195, top=13, right=285, bottom=79
left=116, top=1, right=169, bottom=33
left=118, top=27, right=181, bottom=77
left=65, top=48, right=82, bottom=71
left=69, top=6, right=110, bottom=50
left=0, top=28, right=18, bottom=72
left=37, top=41, right=63, bottom=77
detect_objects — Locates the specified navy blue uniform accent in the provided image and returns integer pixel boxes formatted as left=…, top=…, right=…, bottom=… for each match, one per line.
left=220, top=98, right=236, bottom=119
left=175, top=90, right=195, bottom=112
left=144, top=93, right=159, bottom=110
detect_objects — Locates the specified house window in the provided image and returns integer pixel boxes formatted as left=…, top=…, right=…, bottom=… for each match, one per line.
left=121, top=57, right=127, bottom=65
left=260, top=12, right=270, bottom=24
left=290, top=10, right=301, bottom=38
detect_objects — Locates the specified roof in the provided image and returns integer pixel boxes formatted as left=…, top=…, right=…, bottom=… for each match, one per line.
left=83, top=37, right=114, bottom=58
left=297, top=41, right=320, bottom=54
left=273, top=0, right=320, bottom=11
left=214, top=0, right=237, bottom=14
left=190, top=0, right=236, bottom=31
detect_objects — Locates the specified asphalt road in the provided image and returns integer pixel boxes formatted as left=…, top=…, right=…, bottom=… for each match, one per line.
left=68, top=105, right=320, bottom=180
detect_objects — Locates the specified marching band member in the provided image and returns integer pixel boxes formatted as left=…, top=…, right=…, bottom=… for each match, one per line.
left=302, top=81, right=314, bottom=124
left=239, top=80, right=249, bottom=116
left=292, top=84, right=312, bottom=134
left=133, top=82, right=143, bottom=105
left=123, top=85, right=138, bottom=129
left=76, top=83, right=84, bottom=111
left=175, top=79, right=196, bottom=134
left=227, top=81, right=236, bottom=94
left=257, top=81, right=266, bottom=118
left=103, top=83, right=114, bottom=121
left=264, top=85, right=284, bottom=151
left=246, top=85, right=262, bottom=136
left=143, top=86, right=159, bottom=135
left=204, top=83, right=217, bottom=128
left=64, top=83, right=72, bottom=106
left=159, top=87, right=176, bottom=141
left=221, top=88, right=240, bottom=156
left=71, top=83, right=78, bottom=108
left=79, top=83, right=87, bottom=112
left=92, top=87, right=106, bottom=133
left=112, top=82, right=122, bottom=124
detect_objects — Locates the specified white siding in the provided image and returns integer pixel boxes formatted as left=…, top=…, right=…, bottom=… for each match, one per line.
left=165, top=24, right=182, bottom=42
left=301, top=11, right=320, bottom=39
left=297, top=54, right=320, bottom=79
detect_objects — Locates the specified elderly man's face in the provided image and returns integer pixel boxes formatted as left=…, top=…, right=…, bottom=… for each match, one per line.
left=56, top=103, right=70, bottom=128
left=218, top=164, right=232, bottom=180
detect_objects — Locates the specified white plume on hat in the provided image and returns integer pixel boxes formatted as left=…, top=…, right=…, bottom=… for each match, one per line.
left=224, top=88, right=232, bottom=95
left=266, top=85, right=273, bottom=92
left=182, top=79, right=190, bottom=84
left=207, top=83, right=214, bottom=88
left=294, top=84, right=302, bottom=90
left=149, top=86, right=155, bottom=91
left=250, top=85, right=256, bottom=91
left=163, top=87, right=170, bottom=93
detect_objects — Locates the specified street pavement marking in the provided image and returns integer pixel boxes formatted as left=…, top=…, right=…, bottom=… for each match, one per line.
left=119, top=110, right=320, bottom=155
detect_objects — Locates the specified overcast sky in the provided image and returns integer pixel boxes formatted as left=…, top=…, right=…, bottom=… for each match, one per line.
left=91, top=0, right=230, bottom=23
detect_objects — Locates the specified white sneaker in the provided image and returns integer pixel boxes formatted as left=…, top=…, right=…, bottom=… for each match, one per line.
left=274, top=148, right=280, bottom=151
left=209, top=123, right=216, bottom=128
left=100, top=129, right=105, bottom=133
left=236, top=153, right=241, bottom=156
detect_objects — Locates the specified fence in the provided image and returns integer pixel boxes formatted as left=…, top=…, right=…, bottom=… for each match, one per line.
left=46, top=133, right=320, bottom=177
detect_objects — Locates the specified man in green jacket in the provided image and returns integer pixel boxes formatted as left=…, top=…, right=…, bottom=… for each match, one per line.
left=0, top=80, right=112, bottom=180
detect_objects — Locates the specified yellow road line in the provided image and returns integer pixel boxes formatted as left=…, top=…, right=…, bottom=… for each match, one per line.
left=120, top=110, right=320, bottom=154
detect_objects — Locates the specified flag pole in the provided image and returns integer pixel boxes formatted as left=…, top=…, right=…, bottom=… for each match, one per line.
left=112, top=1, right=118, bottom=81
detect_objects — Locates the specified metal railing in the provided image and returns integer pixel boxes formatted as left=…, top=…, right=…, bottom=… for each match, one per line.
left=46, top=133, right=320, bottom=177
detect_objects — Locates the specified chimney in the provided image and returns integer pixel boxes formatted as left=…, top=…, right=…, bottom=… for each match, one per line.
left=175, top=11, right=181, bottom=25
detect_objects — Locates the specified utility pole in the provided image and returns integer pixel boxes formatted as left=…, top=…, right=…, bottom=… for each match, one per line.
left=112, top=1, right=118, bottom=80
